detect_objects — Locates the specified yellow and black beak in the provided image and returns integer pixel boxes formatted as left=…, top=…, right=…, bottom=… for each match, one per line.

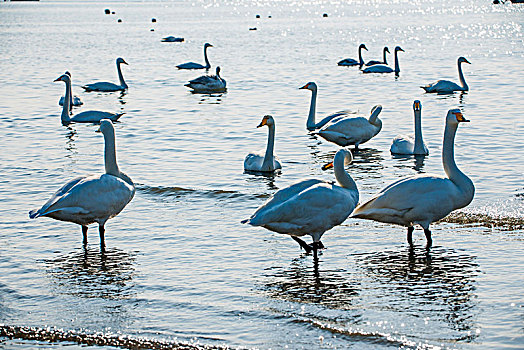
left=53, top=77, right=62, bottom=82
left=299, top=83, right=309, bottom=89
left=321, top=161, right=334, bottom=171
left=453, top=111, right=469, bottom=122
left=257, top=116, right=268, bottom=128
left=414, top=101, right=421, bottom=111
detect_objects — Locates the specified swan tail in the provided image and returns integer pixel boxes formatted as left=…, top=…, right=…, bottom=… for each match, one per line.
left=241, top=219, right=250, bottom=224
left=29, top=209, right=41, bottom=219
left=420, top=86, right=430, bottom=92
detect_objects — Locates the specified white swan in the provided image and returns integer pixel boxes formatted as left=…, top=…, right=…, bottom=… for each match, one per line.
left=244, top=115, right=282, bottom=173
left=390, top=100, right=429, bottom=155
left=176, top=43, right=213, bottom=70
left=365, top=46, right=390, bottom=66
left=29, top=119, right=135, bottom=248
left=58, top=71, right=83, bottom=110
left=338, top=43, right=368, bottom=67
left=362, top=46, right=404, bottom=74
left=184, top=66, right=226, bottom=92
left=162, top=36, right=184, bottom=42
left=242, top=149, right=359, bottom=256
left=299, top=82, right=356, bottom=131
left=421, top=57, right=471, bottom=93
left=56, top=74, right=124, bottom=125
left=315, top=105, right=383, bottom=149
left=82, top=58, right=128, bottom=92
left=352, top=109, right=474, bottom=247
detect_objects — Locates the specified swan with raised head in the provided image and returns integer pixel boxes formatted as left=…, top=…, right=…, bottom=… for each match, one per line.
left=184, top=66, right=226, bottom=92
left=82, top=58, right=128, bottom=92
left=162, top=36, right=184, bottom=42
left=365, top=46, right=390, bottom=66
left=421, top=57, right=471, bottom=93
left=338, top=43, right=368, bottom=67
left=56, top=74, right=123, bottom=125
left=29, top=119, right=135, bottom=248
left=244, top=115, right=282, bottom=173
left=299, top=82, right=356, bottom=131
left=315, top=105, right=383, bottom=149
left=242, top=149, right=359, bottom=257
left=58, top=71, right=83, bottom=110
left=390, top=100, right=429, bottom=155
left=176, top=43, right=213, bottom=70
left=352, top=109, right=474, bottom=248
left=362, top=46, right=404, bottom=74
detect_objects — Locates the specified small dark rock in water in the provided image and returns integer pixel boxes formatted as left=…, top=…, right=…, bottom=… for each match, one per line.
left=249, top=27, right=257, bottom=31
left=117, top=19, right=122, bottom=23
left=256, top=14, right=260, bottom=18
left=323, top=13, right=328, bottom=17
left=150, top=28, right=154, bottom=31
left=152, top=18, right=157, bottom=23
left=111, top=11, right=115, bottom=14
left=104, top=9, right=110, bottom=15
left=268, top=15, right=272, bottom=18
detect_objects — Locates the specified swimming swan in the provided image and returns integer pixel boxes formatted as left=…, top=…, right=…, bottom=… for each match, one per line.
left=242, top=149, right=359, bottom=257
left=365, top=46, right=390, bottom=66
left=338, top=43, right=368, bottom=67
left=56, top=74, right=124, bottom=125
left=315, top=105, right=383, bottom=149
left=185, top=66, right=226, bottom=92
left=352, top=109, right=474, bottom=247
left=82, top=58, right=129, bottom=92
left=162, top=36, right=184, bottom=42
left=58, top=71, right=83, bottom=110
left=244, top=115, right=282, bottom=173
left=390, top=100, right=429, bottom=155
left=176, top=43, right=213, bottom=70
left=29, top=119, right=135, bottom=248
left=363, top=46, right=404, bottom=74
left=299, top=82, right=356, bottom=131
left=421, top=57, right=471, bottom=93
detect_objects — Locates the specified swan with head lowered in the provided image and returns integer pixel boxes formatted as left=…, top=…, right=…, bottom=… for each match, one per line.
left=421, top=57, right=471, bottom=93
left=299, top=82, right=356, bottom=131
left=338, top=43, right=368, bottom=67
left=390, top=100, right=429, bottom=155
left=242, top=149, right=359, bottom=257
left=184, top=66, right=226, bottom=93
left=58, top=71, right=83, bottom=110
left=29, top=119, right=135, bottom=249
left=82, top=58, right=129, bottom=92
left=177, top=43, right=213, bottom=70
left=352, top=109, right=474, bottom=248
left=244, top=115, right=282, bottom=173
left=365, top=46, right=390, bottom=66
left=56, top=74, right=123, bottom=125
left=362, top=46, right=404, bottom=74
left=315, top=105, right=383, bottom=149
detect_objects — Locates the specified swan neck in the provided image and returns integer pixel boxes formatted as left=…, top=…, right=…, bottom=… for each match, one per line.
left=413, top=110, right=425, bottom=154
left=358, top=47, right=364, bottom=66
left=334, top=158, right=358, bottom=191
left=262, top=124, right=276, bottom=168
left=306, top=89, right=317, bottom=130
left=204, top=46, right=211, bottom=69
left=458, top=61, right=468, bottom=90
left=68, top=80, right=73, bottom=111
left=61, top=81, right=71, bottom=124
left=394, top=50, right=400, bottom=73
left=104, top=129, right=120, bottom=177
left=383, top=49, right=388, bottom=65
left=117, top=62, right=127, bottom=88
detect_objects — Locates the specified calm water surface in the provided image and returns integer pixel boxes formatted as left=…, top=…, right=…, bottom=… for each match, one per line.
left=0, top=0, right=523, bottom=349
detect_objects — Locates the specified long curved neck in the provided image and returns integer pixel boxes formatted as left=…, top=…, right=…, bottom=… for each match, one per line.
left=442, top=122, right=471, bottom=191
left=61, top=81, right=71, bottom=124
left=413, top=110, right=425, bottom=154
left=358, top=47, right=364, bottom=66
left=394, top=50, right=400, bottom=73
left=383, top=49, right=388, bottom=65
left=117, top=62, right=127, bottom=88
left=262, top=124, right=276, bottom=169
left=203, top=46, right=211, bottom=69
left=68, top=79, right=73, bottom=111
left=306, top=89, right=317, bottom=130
left=368, top=106, right=381, bottom=126
left=104, top=130, right=120, bottom=177
left=334, top=158, right=358, bottom=191
left=458, top=61, right=468, bottom=90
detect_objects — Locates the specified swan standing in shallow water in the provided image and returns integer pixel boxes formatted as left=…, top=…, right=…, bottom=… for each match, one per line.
left=56, top=74, right=123, bottom=125
left=82, top=58, right=128, bottom=92
left=315, top=105, right=383, bottom=149
left=365, top=47, right=390, bottom=66
left=176, top=43, right=213, bottom=70
left=184, top=66, right=226, bottom=92
left=338, top=43, right=368, bottom=67
left=352, top=109, right=474, bottom=248
left=299, top=82, right=356, bottom=131
left=390, top=100, right=429, bottom=155
left=363, top=46, right=404, bottom=74
left=58, top=71, right=82, bottom=110
left=29, top=119, right=135, bottom=248
left=421, top=57, right=471, bottom=93
left=244, top=115, right=282, bottom=173
left=242, top=149, right=359, bottom=257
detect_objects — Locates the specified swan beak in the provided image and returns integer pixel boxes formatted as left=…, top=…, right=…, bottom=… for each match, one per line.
left=465, top=59, right=471, bottom=64
left=95, top=126, right=102, bottom=133
left=414, top=101, right=421, bottom=111
left=399, top=48, right=405, bottom=52
left=53, top=77, right=62, bottom=82
left=322, top=162, right=334, bottom=171
left=453, top=111, right=469, bottom=122
left=299, top=83, right=309, bottom=89
left=122, top=60, right=129, bottom=65
left=257, top=116, right=268, bottom=128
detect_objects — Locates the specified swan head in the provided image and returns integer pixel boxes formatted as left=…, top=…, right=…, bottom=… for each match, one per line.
left=64, top=71, right=71, bottom=77
left=204, top=43, right=213, bottom=49
left=116, top=57, right=128, bottom=65
left=257, top=115, right=275, bottom=128
left=299, top=82, right=317, bottom=91
left=458, top=57, right=471, bottom=65
left=447, top=109, right=470, bottom=125
left=359, top=44, right=368, bottom=51
left=413, top=100, right=421, bottom=112
left=384, top=47, right=390, bottom=53
left=96, top=119, right=115, bottom=135
left=54, top=74, right=71, bottom=83
left=216, top=66, right=221, bottom=75
left=322, top=149, right=353, bottom=170
left=395, top=46, right=404, bottom=53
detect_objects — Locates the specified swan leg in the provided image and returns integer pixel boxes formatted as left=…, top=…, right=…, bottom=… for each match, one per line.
left=82, top=225, right=88, bottom=245
left=99, top=225, right=106, bottom=250
left=292, top=236, right=313, bottom=254
left=311, top=241, right=323, bottom=260
left=424, top=228, right=432, bottom=248
left=407, top=226, right=414, bottom=246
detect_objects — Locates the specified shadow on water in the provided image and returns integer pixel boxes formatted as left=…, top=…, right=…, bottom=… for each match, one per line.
left=391, top=154, right=426, bottom=172
left=193, top=92, right=226, bottom=105
left=117, top=90, right=127, bottom=105
left=63, top=126, right=78, bottom=156
left=244, top=170, right=280, bottom=191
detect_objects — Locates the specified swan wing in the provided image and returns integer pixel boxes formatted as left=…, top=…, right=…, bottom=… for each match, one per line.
left=82, top=82, right=123, bottom=92
left=365, top=60, right=382, bottom=66
left=318, top=117, right=379, bottom=146
left=338, top=58, right=358, bottom=66
left=421, top=80, right=462, bottom=93
left=315, top=110, right=357, bottom=129
left=71, top=111, right=123, bottom=123
left=363, top=64, right=393, bottom=73
left=177, top=62, right=205, bottom=69
left=390, top=135, right=415, bottom=154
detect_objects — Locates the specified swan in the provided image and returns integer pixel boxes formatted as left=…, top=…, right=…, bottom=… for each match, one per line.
left=244, top=115, right=282, bottom=173
left=56, top=74, right=124, bottom=125
left=421, top=57, right=471, bottom=93
left=184, top=66, right=226, bottom=92
left=176, top=43, right=213, bottom=70
left=338, top=43, right=368, bottom=67
left=390, top=100, right=429, bottom=155
left=29, top=119, right=135, bottom=248
left=58, top=71, right=83, bottom=110
left=365, top=46, right=390, bottom=66
left=362, top=46, right=404, bottom=74
left=162, top=36, right=184, bottom=42
left=241, top=149, right=359, bottom=257
left=352, top=109, right=474, bottom=248
left=299, top=82, right=357, bottom=131
left=82, top=58, right=129, bottom=92
left=315, top=105, right=383, bottom=149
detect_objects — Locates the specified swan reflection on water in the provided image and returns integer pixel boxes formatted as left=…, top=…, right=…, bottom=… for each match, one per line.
left=63, top=126, right=78, bottom=156
left=391, top=154, right=426, bottom=172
